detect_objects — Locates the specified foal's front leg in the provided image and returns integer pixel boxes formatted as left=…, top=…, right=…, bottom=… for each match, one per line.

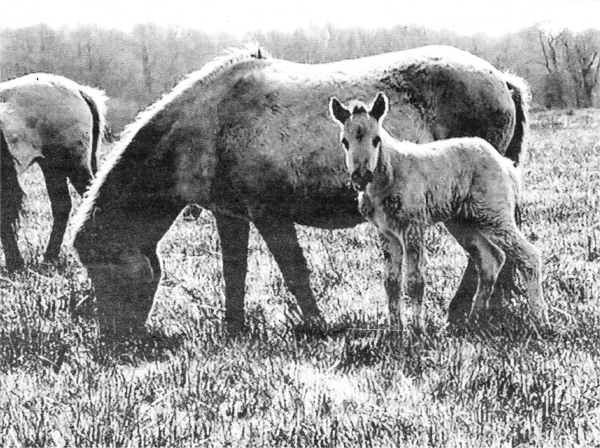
left=403, top=233, right=425, bottom=332
left=382, top=230, right=425, bottom=333
left=380, top=233, right=405, bottom=330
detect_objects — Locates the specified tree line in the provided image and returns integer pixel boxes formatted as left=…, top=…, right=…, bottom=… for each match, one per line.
left=1, top=23, right=599, bottom=132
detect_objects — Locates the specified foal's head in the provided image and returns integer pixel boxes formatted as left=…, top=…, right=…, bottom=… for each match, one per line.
left=329, top=92, right=389, bottom=191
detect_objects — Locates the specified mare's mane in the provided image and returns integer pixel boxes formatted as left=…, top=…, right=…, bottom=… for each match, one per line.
left=73, top=44, right=271, bottom=229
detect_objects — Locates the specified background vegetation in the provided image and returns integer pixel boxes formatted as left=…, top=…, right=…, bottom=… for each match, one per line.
left=2, top=23, right=600, bottom=131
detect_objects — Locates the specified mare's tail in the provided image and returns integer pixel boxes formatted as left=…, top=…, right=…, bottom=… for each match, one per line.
left=502, top=73, right=531, bottom=167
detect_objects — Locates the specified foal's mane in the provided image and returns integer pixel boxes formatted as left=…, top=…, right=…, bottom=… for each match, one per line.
left=349, top=101, right=368, bottom=115
left=73, top=44, right=271, bottom=230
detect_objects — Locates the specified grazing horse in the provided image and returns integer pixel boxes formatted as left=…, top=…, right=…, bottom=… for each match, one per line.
left=0, top=73, right=107, bottom=270
left=329, top=92, right=548, bottom=330
left=72, top=44, right=530, bottom=335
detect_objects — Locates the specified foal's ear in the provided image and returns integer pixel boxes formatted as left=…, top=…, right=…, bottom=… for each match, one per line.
left=329, top=97, right=351, bottom=125
left=369, top=92, right=389, bottom=121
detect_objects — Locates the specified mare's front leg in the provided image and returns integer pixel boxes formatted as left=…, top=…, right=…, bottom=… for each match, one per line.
left=0, top=137, right=25, bottom=270
left=214, top=213, right=250, bottom=334
left=253, top=218, right=323, bottom=328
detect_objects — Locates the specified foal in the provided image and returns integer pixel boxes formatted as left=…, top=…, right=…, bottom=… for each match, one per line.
left=329, top=92, right=548, bottom=330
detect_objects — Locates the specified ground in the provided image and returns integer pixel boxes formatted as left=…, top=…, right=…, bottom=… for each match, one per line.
left=1, top=109, right=600, bottom=447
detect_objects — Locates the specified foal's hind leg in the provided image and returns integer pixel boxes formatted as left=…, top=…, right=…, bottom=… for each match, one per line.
left=253, top=218, right=323, bottom=328
left=0, top=136, right=25, bottom=270
left=39, top=162, right=71, bottom=262
left=481, top=223, right=548, bottom=326
left=445, top=222, right=506, bottom=323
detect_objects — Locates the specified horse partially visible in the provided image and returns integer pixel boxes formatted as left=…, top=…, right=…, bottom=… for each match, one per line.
left=71, top=44, right=530, bottom=335
left=0, top=73, right=107, bottom=269
left=330, top=92, right=547, bottom=330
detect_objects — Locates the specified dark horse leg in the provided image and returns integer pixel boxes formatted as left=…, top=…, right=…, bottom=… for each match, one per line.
left=447, top=258, right=478, bottom=326
left=447, top=206, right=520, bottom=326
left=0, top=134, right=25, bottom=270
left=253, top=218, right=323, bottom=327
left=214, top=213, right=250, bottom=334
left=39, top=162, right=71, bottom=262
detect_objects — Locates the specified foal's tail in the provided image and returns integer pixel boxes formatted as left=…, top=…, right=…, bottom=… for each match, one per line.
left=502, top=73, right=532, bottom=167
left=79, top=87, right=108, bottom=175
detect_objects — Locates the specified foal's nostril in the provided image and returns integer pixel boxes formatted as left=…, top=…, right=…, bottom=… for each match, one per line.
left=351, top=170, right=362, bottom=184
left=363, top=171, right=373, bottom=183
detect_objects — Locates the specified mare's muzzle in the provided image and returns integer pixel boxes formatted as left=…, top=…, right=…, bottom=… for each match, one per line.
left=351, top=169, right=373, bottom=191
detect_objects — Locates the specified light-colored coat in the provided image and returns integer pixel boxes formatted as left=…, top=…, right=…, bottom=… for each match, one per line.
left=330, top=92, right=548, bottom=329
left=359, top=137, right=520, bottom=232
left=0, top=73, right=107, bottom=269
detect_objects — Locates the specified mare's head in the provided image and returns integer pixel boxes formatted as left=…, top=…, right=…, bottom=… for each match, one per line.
left=329, top=92, right=389, bottom=191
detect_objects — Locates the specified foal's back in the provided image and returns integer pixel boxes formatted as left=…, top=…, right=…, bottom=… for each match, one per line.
left=384, top=135, right=520, bottom=222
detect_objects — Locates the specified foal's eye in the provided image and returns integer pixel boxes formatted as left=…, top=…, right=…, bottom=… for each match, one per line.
left=341, top=138, right=349, bottom=150
left=372, top=136, right=381, bottom=147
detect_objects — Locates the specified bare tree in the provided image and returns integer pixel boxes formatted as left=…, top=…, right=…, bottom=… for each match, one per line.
left=538, top=28, right=568, bottom=108
left=559, top=29, right=600, bottom=107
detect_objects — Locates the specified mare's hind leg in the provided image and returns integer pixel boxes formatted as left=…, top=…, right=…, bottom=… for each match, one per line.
left=446, top=230, right=511, bottom=324
left=39, top=162, right=71, bottom=262
left=215, top=213, right=250, bottom=334
left=488, top=204, right=523, bottom=318
left=445, top=222, right=506, bottom=323
left=0, top=135, right=25, bottom=270
left=253, top=218, right=323, bottom=327
left=481, top=223, right=548, bottom=326
left=447, top=259, right=478, bottom=325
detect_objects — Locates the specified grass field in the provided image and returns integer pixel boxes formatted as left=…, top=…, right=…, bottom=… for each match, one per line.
left=2, top=109, right=600, bottom=447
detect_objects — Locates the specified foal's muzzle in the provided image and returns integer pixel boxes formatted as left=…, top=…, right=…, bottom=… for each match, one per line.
left=351, top=169, right=373, bottom=191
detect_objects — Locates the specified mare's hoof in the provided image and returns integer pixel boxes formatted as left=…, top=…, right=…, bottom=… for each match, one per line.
left=224, top=319, right=246, bottom=337
left=4, top=258, right=25, bottom=272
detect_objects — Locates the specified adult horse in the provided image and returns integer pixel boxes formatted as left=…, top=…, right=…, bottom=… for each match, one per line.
left=0, top=73, right=107, bottom=270
left=72, top=44, right=530, bottom=335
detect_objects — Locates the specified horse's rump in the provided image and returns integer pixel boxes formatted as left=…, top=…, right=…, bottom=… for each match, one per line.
left=0, top=73, right=107, bottom=174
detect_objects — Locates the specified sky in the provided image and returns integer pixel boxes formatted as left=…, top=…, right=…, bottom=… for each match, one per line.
left=1, top=0, right=600, bottom=37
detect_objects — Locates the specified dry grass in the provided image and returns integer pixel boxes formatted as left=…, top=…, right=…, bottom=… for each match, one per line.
left=2, top=110, right=600, bottom=447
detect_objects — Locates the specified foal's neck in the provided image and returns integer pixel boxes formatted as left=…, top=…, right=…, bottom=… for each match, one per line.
left=370, top=131, right=395, bottom=191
